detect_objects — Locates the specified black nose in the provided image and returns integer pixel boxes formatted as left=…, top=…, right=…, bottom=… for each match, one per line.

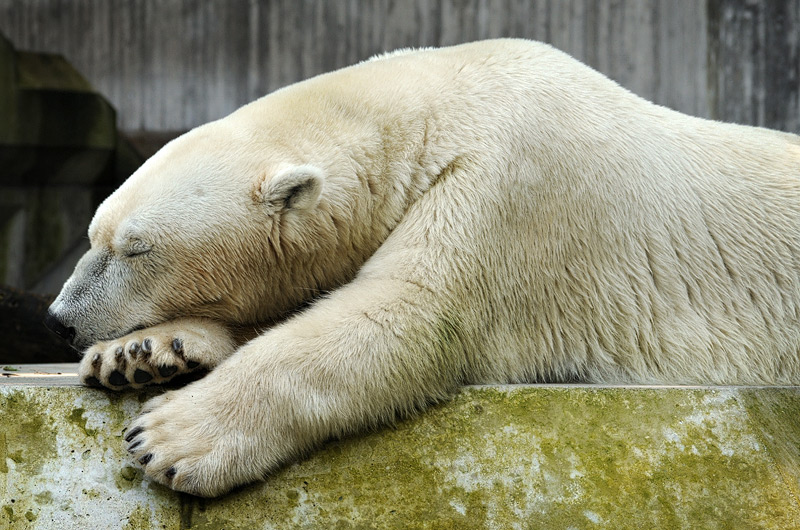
left=44, top=311, right=77, bottom=344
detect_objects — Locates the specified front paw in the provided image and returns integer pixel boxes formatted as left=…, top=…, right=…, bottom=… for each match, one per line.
left=122, top=351, right=312, bottom=497
left=123, top=379, right=276, bottom=497
left=79, top=319, right=235, bottom=389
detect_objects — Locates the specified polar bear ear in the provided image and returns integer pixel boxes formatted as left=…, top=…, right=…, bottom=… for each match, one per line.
left=258, top=164, right=324, bottom=211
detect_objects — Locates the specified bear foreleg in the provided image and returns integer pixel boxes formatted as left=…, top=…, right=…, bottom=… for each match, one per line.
left=122, top=273, right=468, bottom=496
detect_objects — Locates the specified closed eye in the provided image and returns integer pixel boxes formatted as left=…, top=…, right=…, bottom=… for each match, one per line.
left=125, top=248, right=151, bottom=258
left=124, top=239, right=153, bottom=258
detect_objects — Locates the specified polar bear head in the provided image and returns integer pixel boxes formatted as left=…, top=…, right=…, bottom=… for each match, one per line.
left=45, top=117, right=350, bottom=351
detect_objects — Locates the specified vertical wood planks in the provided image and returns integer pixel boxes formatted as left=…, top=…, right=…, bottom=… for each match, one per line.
left=0, top=0, right=797, bottom=133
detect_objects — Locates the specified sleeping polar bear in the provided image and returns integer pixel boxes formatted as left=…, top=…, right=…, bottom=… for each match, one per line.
left=46, top=39, right=800, bottom=496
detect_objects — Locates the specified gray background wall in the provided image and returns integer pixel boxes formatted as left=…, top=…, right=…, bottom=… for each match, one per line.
left=2, top=0, right=799, bottom=135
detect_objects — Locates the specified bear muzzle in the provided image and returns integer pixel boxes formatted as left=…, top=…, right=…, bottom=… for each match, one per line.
left=44, top=309, right=78, bottom=346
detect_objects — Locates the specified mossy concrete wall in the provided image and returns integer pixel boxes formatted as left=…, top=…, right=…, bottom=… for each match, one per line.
left=2, top=364, right=800, bottom=529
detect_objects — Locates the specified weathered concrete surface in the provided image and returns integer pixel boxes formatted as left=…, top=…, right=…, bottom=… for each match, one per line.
left=2, top=364, right=800, bottom=529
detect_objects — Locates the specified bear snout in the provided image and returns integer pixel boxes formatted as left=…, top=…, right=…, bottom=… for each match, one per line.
left=44, top=309, right=77, bottom=345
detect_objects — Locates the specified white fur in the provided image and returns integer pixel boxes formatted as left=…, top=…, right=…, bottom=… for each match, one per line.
left=51, top=39, right=800, bottom=496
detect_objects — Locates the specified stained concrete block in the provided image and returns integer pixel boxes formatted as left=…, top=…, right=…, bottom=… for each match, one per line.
left=0, top=32, right=144, bottom=296
left=0, top=43, right=118, bottom=186
left=0, top=34, right=16, bottom=145
left=1, top=364, right=800, bottom=529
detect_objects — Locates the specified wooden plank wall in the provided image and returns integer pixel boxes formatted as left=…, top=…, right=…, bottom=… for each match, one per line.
left=1, top=0, right=798, bottom=133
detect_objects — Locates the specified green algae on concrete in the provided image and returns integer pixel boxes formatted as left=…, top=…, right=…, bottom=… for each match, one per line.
left=2, top=375, right=800, bottom=529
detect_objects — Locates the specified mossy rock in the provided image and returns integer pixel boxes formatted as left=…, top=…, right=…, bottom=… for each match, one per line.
left=1, top=379, right=799, bottom=529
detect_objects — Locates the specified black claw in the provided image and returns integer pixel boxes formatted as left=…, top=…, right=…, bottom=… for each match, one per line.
left=84, top=376, right=102, bottom=388
left=128, top=342, right=140, bottom=355
left=158, top=365, right=179, bottom=378
left=141, top=338, right=152, bottom=354
left=128, top=440, right=142, bottom=452
left=124, top=426, right=143, bottom=442
left=139, top=453, right=153, bottom=465
left=165, top=467, right=176, bottom=480
left=108, top=370, right=129, bottom=386
left=91, top=353, right=102, bottom=370
left=186, top=361, right=200, bottom=369
left=172, top=338, right=183, bottom=354
left=115, top=347, right=127, bottom=371
left=133, top=369, right=153, bottom=384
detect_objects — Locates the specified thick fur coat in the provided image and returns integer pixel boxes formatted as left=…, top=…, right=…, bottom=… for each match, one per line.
left=47, top=39, right=800, bottom=496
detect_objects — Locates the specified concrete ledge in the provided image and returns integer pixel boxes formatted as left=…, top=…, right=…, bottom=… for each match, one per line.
left=2, top=365, right=800, bottom=529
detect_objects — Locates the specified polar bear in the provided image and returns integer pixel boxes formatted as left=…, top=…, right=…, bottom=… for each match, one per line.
left=46, top=39, right=800, bottom=496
